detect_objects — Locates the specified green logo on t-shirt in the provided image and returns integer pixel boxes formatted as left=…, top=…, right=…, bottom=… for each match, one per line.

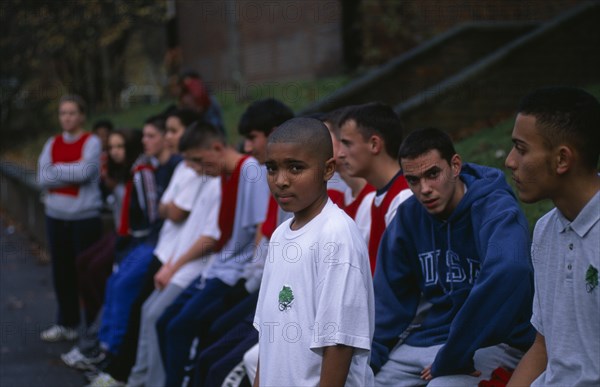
left=278, top=285, right=294, bottom=311
left=586, top=265, right=598, bottom=293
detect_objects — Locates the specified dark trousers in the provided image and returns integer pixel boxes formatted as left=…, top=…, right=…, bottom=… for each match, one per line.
left=46, top=215, right=102, bottom=327
left=193, top=293, right=258, bottom=387
left=76, top=231, right=116, bottom=325
left=156, top=277, right=232, bottom=387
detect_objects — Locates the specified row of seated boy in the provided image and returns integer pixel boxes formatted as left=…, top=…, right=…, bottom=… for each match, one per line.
left=63, top=89, right=598, bottom=387
left=63, top=98, right=414, bottom=386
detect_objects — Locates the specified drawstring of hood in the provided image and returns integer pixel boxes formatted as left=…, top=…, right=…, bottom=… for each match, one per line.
left=433, top=220, right=454, bottom=295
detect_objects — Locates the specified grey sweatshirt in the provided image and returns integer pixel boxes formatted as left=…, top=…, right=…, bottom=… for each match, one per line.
left=37, top=132, right=103, bottom=220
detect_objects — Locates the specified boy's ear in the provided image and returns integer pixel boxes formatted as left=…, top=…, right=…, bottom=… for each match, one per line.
left=555, top=145, right=573, bottom=175
left=324, top=157, right=336, bottom=181
left=369, top=135, right=383, bottom=155
left=212, top=141, right=224, bottom=153
left=450, top=154, right=462, bottom=178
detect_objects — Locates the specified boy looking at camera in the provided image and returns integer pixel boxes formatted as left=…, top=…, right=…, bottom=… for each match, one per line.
left=254, top=117, right=375, bottom=386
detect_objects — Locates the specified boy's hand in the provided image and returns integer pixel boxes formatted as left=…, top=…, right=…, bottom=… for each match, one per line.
left=154, top=262, right=175, bottom=290
left=421, top=365, right=434, bottom=381
left=421, top=365, right=481, bottom=381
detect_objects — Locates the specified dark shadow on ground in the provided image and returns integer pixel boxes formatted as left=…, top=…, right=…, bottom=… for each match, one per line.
left=0, top=216, right=83, bottom=386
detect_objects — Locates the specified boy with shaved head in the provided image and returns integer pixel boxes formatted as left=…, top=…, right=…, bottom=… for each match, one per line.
left=254, top=117, right=375, bottom=386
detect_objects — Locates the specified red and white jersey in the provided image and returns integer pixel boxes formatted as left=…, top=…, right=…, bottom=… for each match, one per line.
left=327, top=172, right=350, bottom=210
left=354, top=174, right=413, bottom=274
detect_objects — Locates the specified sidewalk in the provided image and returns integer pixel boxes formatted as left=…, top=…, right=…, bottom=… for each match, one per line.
left=0, top=215, right=82, bottom=386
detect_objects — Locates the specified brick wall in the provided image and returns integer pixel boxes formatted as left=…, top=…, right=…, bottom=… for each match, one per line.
left=176, top=0, right=586, bottom=88
left=177, top=0, right=343, bottom=85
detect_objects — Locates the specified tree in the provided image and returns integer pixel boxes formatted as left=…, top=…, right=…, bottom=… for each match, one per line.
left=1, top=0, right=165, bottom=143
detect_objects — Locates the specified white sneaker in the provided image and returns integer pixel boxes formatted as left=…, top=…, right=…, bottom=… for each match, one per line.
left=86, top=372, right=125, bottom=387
left=61, top=346, right=106, bottom=371
left=40, top=325, right=79, bottom=342
left=222, top=361, right=247, bottom=387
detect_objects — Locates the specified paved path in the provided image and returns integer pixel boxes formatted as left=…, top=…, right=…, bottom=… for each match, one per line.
left=0, top=216, right=83, bottom=386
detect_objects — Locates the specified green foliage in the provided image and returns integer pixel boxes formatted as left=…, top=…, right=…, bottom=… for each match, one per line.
left=88, top=101, right=175, bottom=131
left=1, top=0, right=165, bottom=137
left=455, top=83, right=600, bottom=233
left=454, top=119, right=554, bottom=233
left=213, top=76, right=350, bottom=144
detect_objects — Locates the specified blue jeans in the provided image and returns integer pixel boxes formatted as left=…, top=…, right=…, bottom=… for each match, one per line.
left=98, top=243, right=154, bottom=353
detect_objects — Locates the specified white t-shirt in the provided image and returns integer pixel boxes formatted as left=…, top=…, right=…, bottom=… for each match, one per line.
left=153, top=162, right=206, bottom=263
left=254, top=200, right=375, bottom=386
left=168, top=176, right=221, bottom=288
left=203, top=158, right=270, bottom=285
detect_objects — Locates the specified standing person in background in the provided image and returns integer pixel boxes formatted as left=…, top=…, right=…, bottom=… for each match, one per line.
left=178, top=70, right=225, bottom=133
left=37, top=94, right=103, bottom=342
left=505, top=87, right=600, bottom=386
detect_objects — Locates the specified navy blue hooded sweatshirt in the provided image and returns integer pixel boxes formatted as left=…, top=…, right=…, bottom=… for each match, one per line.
left=371, top=163, right=536, bottom=377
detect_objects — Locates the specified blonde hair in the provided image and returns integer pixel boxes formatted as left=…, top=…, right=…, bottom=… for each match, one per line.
left=59, top=94, right=87, bottom=115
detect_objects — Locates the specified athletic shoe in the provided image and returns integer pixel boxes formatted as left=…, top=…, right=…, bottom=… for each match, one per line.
left=222, top=361, right=247, bottom=387
left=40, top=325, right=79, bottom=342
left=61, top=346, right=106, bottom=371
left=86, top=372, right=125, bottom=387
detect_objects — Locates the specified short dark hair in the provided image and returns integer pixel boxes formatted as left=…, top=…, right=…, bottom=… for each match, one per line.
left=166, top=108, right=202, bottom=128
left=325, top=106, right=353, bottom=139
left=143, top=115, right=166, bottom=133
left=398, top=127, right=457, bottom=165
left=338, top=102, right=403, bottom=159
left=518, top=86, right=600, bottom=169
left=92, top=119, right=114, bottom=132
left=238, top=98, right=294, bottom=137
left=179, top=121, right=226, bottom=152
left=268, top=117, right=333, bottom=161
